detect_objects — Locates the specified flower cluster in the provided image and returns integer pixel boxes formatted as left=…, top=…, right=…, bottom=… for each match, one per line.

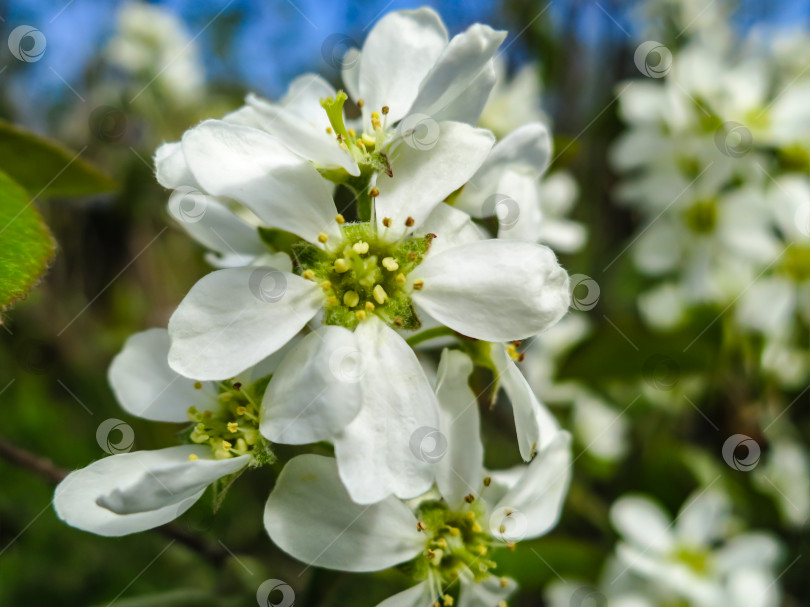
left=54, top=8, right=577, bottom=605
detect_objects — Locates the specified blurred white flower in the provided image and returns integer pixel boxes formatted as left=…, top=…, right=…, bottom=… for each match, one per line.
left=755, top=437, right=810, bottom=528
left=478, top=58, right=548, bottom=139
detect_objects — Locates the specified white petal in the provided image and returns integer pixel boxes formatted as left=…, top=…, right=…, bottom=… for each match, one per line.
left=411, top=240, right=570, bottom=341
left=493, top=432, right=572, bottom=541
left=181, top=120, right=341, bottom=244
left=168, top=267, right=322, bottom=380
left=736, top=276, right=796, bottom=337
left=358, top=8, right=449, bottom=124
left=409, top=24, right=506, bottom=124
left=458, top=575, right=517, bottom=607
left=494, top=170, right=543, bottom=242
left=261, top=326, right=362, bottom=444
left=154, top=141, right=199, bottom=189
left=491, top=343, right=560, bottom=461
left=726, top=568, right=781, bottom=607
left=375, top=582, right=434, bottom=607
left=167, top=191, right=266, bottom=258
left=54, top=446, right=245, bottom=536
left=538, top=218, right=587, bottom=253
left=419, top=202, right=485, bottom=256
left=341, top=48, right=362, bottom=102
left=610, top=495, right=674, bottom=554
left=675, top=489, right=730, bottom=547
left=333, top=316, right=440, bottom=504
left=109, top=328, right=216, bottom=422
left=246, top=90, right=360, bottom=176
left=376, top=122, right=494, bottom=240
left=435, top=349, right=483, bottom=508
left=714, top=533, right=784, bottom=574
left=428, top=61, right=496, bottom=125
left=263, top=454, right=422, bottom=572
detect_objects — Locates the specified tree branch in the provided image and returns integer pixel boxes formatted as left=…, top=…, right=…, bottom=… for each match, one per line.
left=0, top=436, right=229, bottom=566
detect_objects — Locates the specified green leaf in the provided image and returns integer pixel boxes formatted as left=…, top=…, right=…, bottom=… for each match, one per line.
left=0, top=170, right=56, bottom=313
left=0, top=120, right=116, bottom=198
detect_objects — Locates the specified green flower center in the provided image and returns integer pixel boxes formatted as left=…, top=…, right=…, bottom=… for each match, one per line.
left=672, top=544, right=712, bottom=575
left=682, top=199, right=718, bottom=234
left=294, top=221, right=433, bottom=330
left=186, top=379, right=272, bottom=462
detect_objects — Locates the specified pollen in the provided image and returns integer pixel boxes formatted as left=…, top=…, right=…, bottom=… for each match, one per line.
left=222, top=440, right=233, bottom=451
left=318, top=232, right=329, bottom=244
left=352, top=241, right=370, bottom=254
left=412, top=279, right=424, bottom=290
left=236, top=406, right=247, bottom=416
left=381, top=105, right=389, bottom=115
left=193, top=381, right=202, bottom=389
left=417, top=521, right=427, bottom=532
left=405, top=216, right=415, bottom=227
left=357, top=98, right=365, bottom=108
left=442, top=595, right=453, bottom=606
left=302, top=269, right=315, bottom=280
left=334, top=258, right=350, bottom=273
left=355, top=310, right=367, bottom=321
left=499, top=578, right=508, bottom=588
left=343, top=290, right=360, bottom=307
left=320, top=280, right=332, bottom=290
left=365, top=301, right=375, bottom=311
left=483, top=476, right=492, bottom=487
left=382, top=257, right=399, bottom=271
left=382, top=217, right=392, bottom=227
left=188, top=454, right=199, bottom=461
left=464, top=493, right=476, bottom=503
left=226, top=422, right=239, bottom=433
left=335, top=214, right=345, bottom=224
left=373, top=284, right=388, bottom=304
left=369, top=186, right=380, bottom=198
left=347, top=128, right=356, bottom=138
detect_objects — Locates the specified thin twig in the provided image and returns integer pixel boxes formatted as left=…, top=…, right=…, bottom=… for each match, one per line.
left=0, top=436, right=229, bottom=566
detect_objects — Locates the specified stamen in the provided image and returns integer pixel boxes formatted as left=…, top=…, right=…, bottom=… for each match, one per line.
left=382, top=257, right=399, bottom=271
left=325, top=126, right=333, bottom=134
left=226, top=422, right=239, bottom=433
left=483, top=477, right=492, bottom=487
left=381, top=105, right=389, bottom=115
left=334, top=259, right=350, bottom=273
left=357, top=98, right=365, bottom=108
left=382, top=217, right=392, bottom=227
left=188, top=454, right=199, bottom=461
left=373, top=284, right=388, bottom=304
left=405, top=216, right=415, bottom=227
left=193, top=382, right=202, bottom=389
left=365, top=301, right=375, bottom=311
left=236, top=406, right=247, bottom=416
left=369, top=186, right=380, bottom=198
left=355, top=310, right=367, bottom=321
left=335, top=214, right=345, bottom=224
left=343, top=291, right=360, bottom=307
left=352, top=241, right=370, bottom=254
left=395, top=273, right=406, bottom=283
left=302, top=269, right=316, bottom=280
left=412, top=279, right=424, bottom=290
left=320, top=280, right=332, bottom=290
left=417, top=521, right=427, bottom=532
left=317, top=232, right=329, bottom=244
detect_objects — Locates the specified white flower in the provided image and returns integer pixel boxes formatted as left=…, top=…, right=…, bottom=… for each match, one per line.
left=235, top=8, right=506, bottom=180
left=478, top=58, right=548, bottom=139
left=754, top=436, right=810, bottom=529
left=106, top=2, right=205, bottom=107
left=53, top=328, right=281, bottom=536
left=611, top=489, right=783, bottom=607
left=263, top=349, right=572, bottom=607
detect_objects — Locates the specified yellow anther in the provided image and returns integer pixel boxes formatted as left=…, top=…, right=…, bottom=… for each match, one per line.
left=222, top=440, right=233, bottom=450
left=343, top=291, right=360, bottom=307
left=381, top=105, right=389, bottom=115
left=320, top=280, right=332, bottom=290
left=317, top=232, right=329, bottom=243
left=365, top=301, right=375, bottom=311
left=302, top=269, right=315, bottom=280
left=325, top=126, right=333, bottom=134
left=193, top=382, right=202, bottom=389
left=499, top=577, right=508, bottom=588
left=382, top=217, right=392, bottom=227
left=357, top=98, right=365, bottom=108
left=443, top=595, right=454, bottom=606
left=369, top=186, right=380, bottom=197
left=334, top=258, right=350, bottom=273
left=226, top=422, right=239, bottom=433
left=465, top=511, right=476, bottom=520
left=352, top=241, right=370, bottom=254
left=497, top=602, right=508, bottom=607
left=416, top=521, right=426, bottom=532
left=335, top=214, right=345, bottom=224
left=373, top=284, right=388, bottom=304
left=188, top=454, right=199, bottom=461
left=362, top=133, right=376, bottom=146
left=412, top=279, right=424, bottom=290
left=476, top=545, right=487, bottom=556
left=483, top=476, right=492, bottom=487
left=236, top=406, right=247, bottom=416
left=347, top=128, right=356, bottom=138
left=395, top=273, right=406, bottom=283
left=355, top=310, right=367, bottom=321
left=405, top=216, right=415, bottom=227
left=327, top=296, right=339, bottom=306
left=448, top=526, right=460, bottom=537
left=471, top=521, right=483, bottom=533
left=506, top=542, right=516, bottom=551
left=382, top=257, right=399, bottom=271
left=371, top=111, right=380, bottom=119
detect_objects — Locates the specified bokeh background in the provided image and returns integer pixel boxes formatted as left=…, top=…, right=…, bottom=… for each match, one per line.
left=0, top=0, right=808, bottom=605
